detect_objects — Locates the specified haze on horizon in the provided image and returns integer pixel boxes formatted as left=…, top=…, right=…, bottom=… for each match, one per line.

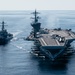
left=0, top=0, right=75, bottom=10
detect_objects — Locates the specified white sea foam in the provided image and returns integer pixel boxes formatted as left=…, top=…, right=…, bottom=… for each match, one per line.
left=12, top=31, right=23, bottom=37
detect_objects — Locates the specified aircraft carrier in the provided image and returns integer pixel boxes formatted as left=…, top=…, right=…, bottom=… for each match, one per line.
left=26, top=10, right=75, bottom=61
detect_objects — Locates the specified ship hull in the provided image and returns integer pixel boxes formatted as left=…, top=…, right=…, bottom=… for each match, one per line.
left=0, top=36, right=13, bottom=45
left=40, top=46, right=65, bottom=61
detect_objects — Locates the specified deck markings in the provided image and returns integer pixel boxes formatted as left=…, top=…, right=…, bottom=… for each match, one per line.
left=55, top=40, right=60, bottom=45
left=40, top=38, right=47, bottom=46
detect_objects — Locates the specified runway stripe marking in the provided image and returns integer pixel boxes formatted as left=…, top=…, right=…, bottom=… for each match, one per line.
left=55, top=40, right=60, bottom=45
left=40, top=38, right=47, bottom=46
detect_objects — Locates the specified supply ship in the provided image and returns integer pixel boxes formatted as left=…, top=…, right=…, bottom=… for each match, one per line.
left=26, top=10, right=75, bottom=61
left=0, top=21, right=13, bottom=45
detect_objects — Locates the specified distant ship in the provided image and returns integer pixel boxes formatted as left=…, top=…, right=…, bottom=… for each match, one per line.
left=26, top=10, right=75, bottom=61
left=0, top=21, right=13, bottom=45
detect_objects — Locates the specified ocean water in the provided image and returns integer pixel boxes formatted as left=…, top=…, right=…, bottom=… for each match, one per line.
left=0, top=10, right=75, bottom=75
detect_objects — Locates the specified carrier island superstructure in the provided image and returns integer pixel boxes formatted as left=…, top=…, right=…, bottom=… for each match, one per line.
left=26, top=10, right=75, bottom=61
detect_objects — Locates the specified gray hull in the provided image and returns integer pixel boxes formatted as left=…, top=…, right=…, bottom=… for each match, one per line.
left=40, top=46, right=65, bottom=61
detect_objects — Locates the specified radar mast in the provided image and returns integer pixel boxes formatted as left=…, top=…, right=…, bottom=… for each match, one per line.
left=31, top=10, right=41, bottom=37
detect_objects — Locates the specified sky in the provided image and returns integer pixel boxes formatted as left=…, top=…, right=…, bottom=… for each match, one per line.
left=0, top=0, right=75, bottom=10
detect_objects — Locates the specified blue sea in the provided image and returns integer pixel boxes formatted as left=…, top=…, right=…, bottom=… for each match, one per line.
left=0, top=10, right=75, bottom=75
